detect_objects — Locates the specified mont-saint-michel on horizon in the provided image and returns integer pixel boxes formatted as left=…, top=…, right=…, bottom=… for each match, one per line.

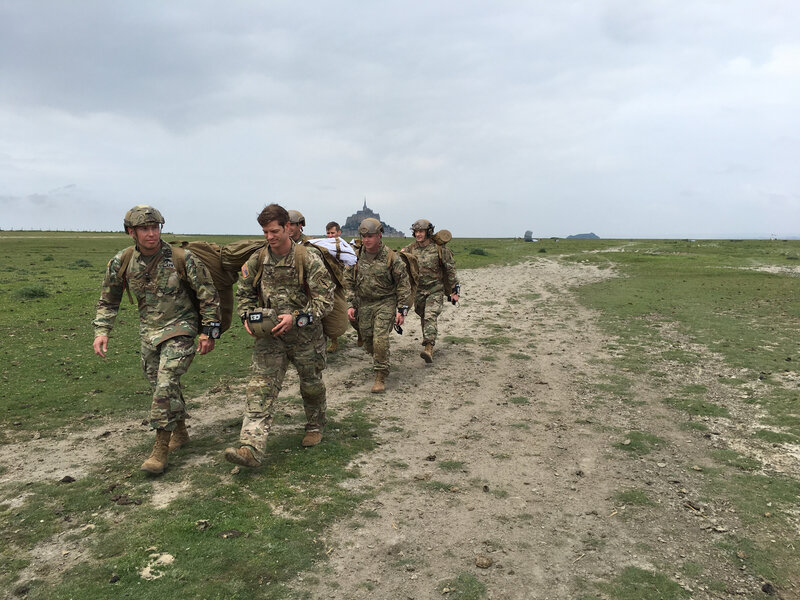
left=338, top=200, right=405, bottom=238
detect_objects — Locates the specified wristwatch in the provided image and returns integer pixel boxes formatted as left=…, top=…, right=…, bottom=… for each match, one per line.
left=202, top=321, right=222, bottom=339
left=295, top=312, right=314, bottom=328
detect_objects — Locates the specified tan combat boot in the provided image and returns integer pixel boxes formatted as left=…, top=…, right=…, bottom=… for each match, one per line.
left=326, top=338, right=338, bottom=353
left=168, top=419, right=189, bottom=452
left=141, top=429, right=171, bottom=474
left=420, top=343, right=434, bottom=363
left=371, top=372, right=387, bottom=394
left=223, top=446, right=261, bottom=468
left=302, top=431, right=323, bottom=447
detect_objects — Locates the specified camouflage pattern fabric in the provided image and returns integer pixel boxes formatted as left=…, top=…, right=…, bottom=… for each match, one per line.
left=141, top=336, right=196, bottom=429
left=402, top=241, right=459, bottom=297
left=345, top=243, right=411, bottom=307
left=356, top=298, right=396, bottom=373
left=237, top=240, right=334, bottom=323
left=402, top=241, right=459, bottom=346
left=236, top=240, right=333, bottom=459
left=346, top=242, right=411, bottom=373
left=94, top=241, right=220, bottom=345
left=239, top=330, right=327, bottom=459
left=414, top=292, right=444, bottom=346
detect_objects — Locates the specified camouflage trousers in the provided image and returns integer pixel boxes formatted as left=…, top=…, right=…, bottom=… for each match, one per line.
left=141, top=335, right=196, bottom=430
left=414, top=291, right=444, bottom=346
left=240, top=325, right=327, bottom=460
left=357, top=297, right=395, bottom=373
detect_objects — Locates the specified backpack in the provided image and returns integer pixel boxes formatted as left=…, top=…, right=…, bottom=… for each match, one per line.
left=251, top=241, right=349, bottom=338
left=353, top=243, right=418, bottom=308
left=118, top=241, right=237, bottom=334
left=432, top=231, right=456, bottom=298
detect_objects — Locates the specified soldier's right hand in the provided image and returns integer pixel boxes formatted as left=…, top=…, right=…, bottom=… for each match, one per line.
left=347, top=307, right=357, bottom=322
left=93, top=336, right=109, bottom=358
left=243, top=321, right=255, bottom=337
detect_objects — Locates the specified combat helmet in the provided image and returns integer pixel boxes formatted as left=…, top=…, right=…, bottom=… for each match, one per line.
left=358, top=217, right=384, bottom=235
left=411, top=219, right=434, bottom=237
left=288, top=210, right=306, bottom=226
left=124, top=205, right=165, bottom=230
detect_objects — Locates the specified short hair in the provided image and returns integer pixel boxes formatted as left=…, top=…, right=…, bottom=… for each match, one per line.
left=257, top=203, right=289, bottom=227
left=326, top=221, right=341, bottom=231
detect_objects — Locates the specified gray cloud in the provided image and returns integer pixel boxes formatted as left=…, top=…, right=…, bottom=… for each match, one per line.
left=1, top=1, right=799, bottom=237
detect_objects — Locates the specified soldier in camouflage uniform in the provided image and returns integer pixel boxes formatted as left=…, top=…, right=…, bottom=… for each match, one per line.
left=346, top=218, right=412, bottom=393
left=93, top=205, right=221, bottom=475
left=287, top=210, right=308, bottom=243
left=224, top=203, right=334, bottom=468
left=402, top=219, right=460, bottom=363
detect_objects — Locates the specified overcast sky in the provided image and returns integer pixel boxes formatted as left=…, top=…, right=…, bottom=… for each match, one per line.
left=1, top=1, right=798, bottom=238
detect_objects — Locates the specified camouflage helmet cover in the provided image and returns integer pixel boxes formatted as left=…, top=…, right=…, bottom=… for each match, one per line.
left=411, top=219, right=434, bottom=235
left=358, top=217, right=384, bottom=235
left=124, top=205, right=165, bottom=229
left=247, top=308, right=279, bottom=338
left=287, top=210, right=306, bottom=226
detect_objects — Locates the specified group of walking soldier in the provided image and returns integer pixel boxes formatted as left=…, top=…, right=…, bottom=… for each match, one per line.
left=93, top=204, right=459, bottom=474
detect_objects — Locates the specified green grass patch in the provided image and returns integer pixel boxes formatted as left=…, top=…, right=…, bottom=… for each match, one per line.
left=443, top=336, right=475, bottom=344
left=597, top=566, right=690, bottom=599
left=614, top=431, right=665, bottom=456
left=438, top=460, right=466, bottom=472
left=508, top=352, right=531, bottom=360
left=710, top=449, right=761, bottom=471
left=753, top=429, right=799, bottom=444
left=508, top=396, right=530, bottom=405
left=0, top=408, right=378, bottom=598
left=613, top=489, right=656, bottom=507
left=438, top=572, right=487, bottom=599
left=663, top=397, right=730, bottom=418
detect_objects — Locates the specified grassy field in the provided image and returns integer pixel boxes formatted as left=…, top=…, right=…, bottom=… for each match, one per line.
left=1, top=232, right=799, bottom=599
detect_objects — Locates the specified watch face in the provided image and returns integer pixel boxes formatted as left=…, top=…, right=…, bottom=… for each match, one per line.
left=297, top=314, right=311, bottom=328
left=210, top=327, right=221, bottom=339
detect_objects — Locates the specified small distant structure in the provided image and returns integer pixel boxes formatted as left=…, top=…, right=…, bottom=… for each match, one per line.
left=340, top=199, right=404, bottom=238
left=523, top=230, right=538, bottom=242
left=567, top=232, right=600, bottom=239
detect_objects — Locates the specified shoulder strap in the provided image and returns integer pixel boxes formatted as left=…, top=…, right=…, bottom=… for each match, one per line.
left=118, top=246, right=136, bottom=305
left=252, top=246, right=269, bottom=290
left=294, top=243, right=307, bottom=287
left=386, top=247, right=396, bottom=284
left=171, top=246, right=187, bottom=281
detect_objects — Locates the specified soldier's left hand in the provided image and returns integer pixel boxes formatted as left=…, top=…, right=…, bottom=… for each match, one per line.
left=395, top=313, right=405, bottom=326
left=272, top=313, right=294, bottom=336
left=197, top=335, right=215, bottom=355
left=450, top=293, right=460, bottom=304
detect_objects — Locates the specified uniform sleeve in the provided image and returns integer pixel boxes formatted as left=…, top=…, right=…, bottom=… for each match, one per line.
left=345, top=261, right=357, bottom=308
left=304, top=251, right=335, bottom=320
left=442, top=246, right=459, bottom=291
left=236, top=252, right=262, bottom=319
left=93, top=252, right=125, bottom=338
left=392, top=254, right=412, bottom=309
left=184, top=250, right=221, bottom=326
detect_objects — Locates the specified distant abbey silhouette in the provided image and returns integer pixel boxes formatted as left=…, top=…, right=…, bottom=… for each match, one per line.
left=340, top=199, right=404, bottom=238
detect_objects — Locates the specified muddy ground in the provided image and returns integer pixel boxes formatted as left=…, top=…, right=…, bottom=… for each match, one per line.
left=3, top=258, right=797, bottom=599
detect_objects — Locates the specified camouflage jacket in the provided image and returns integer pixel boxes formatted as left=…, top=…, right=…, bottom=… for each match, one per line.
left=93, top=241, right=220, bottom=346
left=402, top=241, right=459, bottom=296
left=346, top=243, right=412, bottom=309
left=237, top=240, right=334, bottom=324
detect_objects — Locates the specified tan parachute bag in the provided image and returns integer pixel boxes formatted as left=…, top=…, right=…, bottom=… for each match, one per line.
left=432, top=230, right=456, bottom=299
left=387, top=248, right=418, bottom=308
left=117, top=241, right=235, bottom=333
left=220, top=239, right=267, bottom=273
left=250, top=242, right=349, bottom=338
left=170, top=241, right=239, bottom=333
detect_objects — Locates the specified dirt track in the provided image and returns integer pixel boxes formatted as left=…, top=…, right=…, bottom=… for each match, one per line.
left=3, top=258, right=796, bottom=599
